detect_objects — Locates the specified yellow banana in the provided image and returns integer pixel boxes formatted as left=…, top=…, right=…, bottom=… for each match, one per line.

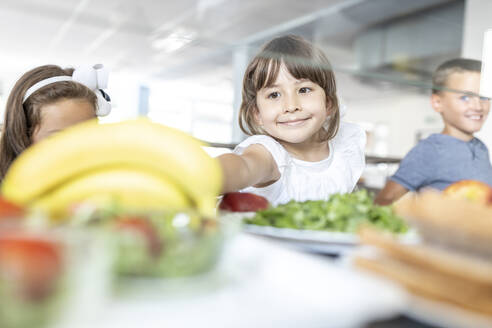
left=2, top=118, right=222, bottom=217
left=31, top=167, right=190, bottom=221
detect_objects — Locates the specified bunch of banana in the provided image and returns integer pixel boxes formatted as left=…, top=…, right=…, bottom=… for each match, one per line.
left=1, top=118, right=223, bottom=220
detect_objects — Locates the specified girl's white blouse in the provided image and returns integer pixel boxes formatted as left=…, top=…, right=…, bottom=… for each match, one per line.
left=234, top=122, right=366, bottom=206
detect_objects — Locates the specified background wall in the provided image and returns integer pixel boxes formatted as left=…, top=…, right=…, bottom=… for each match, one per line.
left=463, top=0, right=492, bottom=154
left=344, top=92, right=443, bottom=158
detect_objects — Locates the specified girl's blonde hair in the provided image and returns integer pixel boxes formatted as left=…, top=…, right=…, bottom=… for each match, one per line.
left=239, top=35, right=340, bottom=141
left=0, top=65, right=97, bottom=180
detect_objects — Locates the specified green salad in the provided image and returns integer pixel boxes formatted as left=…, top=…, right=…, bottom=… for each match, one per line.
left=244, top=189, right=408, bottom=234
left=69, top=204, right=227, bottom=278
left=111, top=212, right=225, bottom=278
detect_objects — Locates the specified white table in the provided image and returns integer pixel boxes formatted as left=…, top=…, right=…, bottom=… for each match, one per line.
left=59, top=234, right=406, bottom=328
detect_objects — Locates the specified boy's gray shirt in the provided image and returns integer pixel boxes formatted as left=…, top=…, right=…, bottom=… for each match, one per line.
left=391, top=134, right=492, bottom=191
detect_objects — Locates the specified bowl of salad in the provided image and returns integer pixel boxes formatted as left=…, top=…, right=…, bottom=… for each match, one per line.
left=0, top=226, right=112, bottom=328
left=0, top=231, right=66, bottom=328
left=105, top=211, right=231, bottom=278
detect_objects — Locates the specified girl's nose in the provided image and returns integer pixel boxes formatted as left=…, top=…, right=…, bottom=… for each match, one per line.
left=284, top=94, right=300, bottom=113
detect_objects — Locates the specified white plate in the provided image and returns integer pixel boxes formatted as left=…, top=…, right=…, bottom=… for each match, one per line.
left=243, top=224, right=358, bottom=244
left=241, top=224, right=422, bottom=255
left=243, top=224, right=358, bottom=254
left=221, top=211, right=418, bottom=255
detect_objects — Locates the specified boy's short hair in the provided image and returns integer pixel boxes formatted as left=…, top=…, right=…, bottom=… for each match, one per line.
left=432, top=58, right=482, bottom=94
left=239, top=35, right=340, bottom=142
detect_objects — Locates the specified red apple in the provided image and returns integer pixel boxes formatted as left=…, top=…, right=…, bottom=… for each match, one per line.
left=0, top=197, right=24, bottom=219
left=443, top=180, right=492, bottom=205
left=114, top=217, right=163, bottom=258
left=0, top=235, right=63, bottom=301
left=219, top=192, right=269, bottom=212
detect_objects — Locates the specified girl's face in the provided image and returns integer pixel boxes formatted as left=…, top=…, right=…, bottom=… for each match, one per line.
left=255, top=63, right=330, bottom=146
left=31, top=98, right=96, bottom=143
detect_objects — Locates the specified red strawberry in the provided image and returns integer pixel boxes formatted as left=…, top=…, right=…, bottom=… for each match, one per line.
left=219, top=192, right=269, bottom=212
left=114, top=217, right=163, bottom=258
left=0, top=235, right=63, bottom=302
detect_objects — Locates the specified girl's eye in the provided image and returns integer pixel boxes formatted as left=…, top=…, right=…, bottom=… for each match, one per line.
left=268, top=92, right=280, bottom=99
left=299, top=87, right=311, bottom=94
left=460, top=95, right=470, bottom=102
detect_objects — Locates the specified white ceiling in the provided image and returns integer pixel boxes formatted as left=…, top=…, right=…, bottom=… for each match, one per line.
left=0, top=0, right=459, bottom=100
left=0, top=0, right=348, bottom=74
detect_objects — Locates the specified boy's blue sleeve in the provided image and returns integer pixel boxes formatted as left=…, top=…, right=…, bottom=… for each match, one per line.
left=390, top=141, right=436, bottom=191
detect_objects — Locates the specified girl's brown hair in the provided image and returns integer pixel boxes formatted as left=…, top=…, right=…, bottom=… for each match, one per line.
left=0, top=65, right=97, bottom=180
left=239, top=35, right=340, bottom=141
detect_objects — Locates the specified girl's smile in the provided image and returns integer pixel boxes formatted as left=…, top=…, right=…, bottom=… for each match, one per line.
left=277, top=116, right=312, bottom=126
left=255, top=62, right=330, bottom=151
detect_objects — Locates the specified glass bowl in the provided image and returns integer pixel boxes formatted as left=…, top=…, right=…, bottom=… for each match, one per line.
left=105, top=211, right=238, bottom=278
left=0, top=227, right=112, bottom=328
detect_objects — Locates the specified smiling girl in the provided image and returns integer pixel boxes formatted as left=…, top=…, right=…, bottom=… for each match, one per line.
left=218, top=35, right=366, bottom=205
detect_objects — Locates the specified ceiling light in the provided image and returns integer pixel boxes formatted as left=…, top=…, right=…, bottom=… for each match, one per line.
left=151, top=29, right=195, bottom=53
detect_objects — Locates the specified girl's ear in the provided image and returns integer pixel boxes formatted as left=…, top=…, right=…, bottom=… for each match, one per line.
left=431, top=93, right=443, bottom=113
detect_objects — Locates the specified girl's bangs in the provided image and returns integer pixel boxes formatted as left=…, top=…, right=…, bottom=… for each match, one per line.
left=251, top=55, right=282, bottom=90
left=283, top=54, right=327, bottom=87
left=252, top=52, right=328, bottom=91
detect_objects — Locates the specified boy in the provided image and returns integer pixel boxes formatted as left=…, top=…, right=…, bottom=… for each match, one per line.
left=375, top=58, right=492, bottom=205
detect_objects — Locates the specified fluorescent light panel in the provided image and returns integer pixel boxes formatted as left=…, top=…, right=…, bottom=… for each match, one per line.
left=480, top=29, right=492, bottom=98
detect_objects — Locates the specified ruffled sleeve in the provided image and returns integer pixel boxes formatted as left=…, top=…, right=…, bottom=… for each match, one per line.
left=233, top=135, right=290, bottom=170
left=232, top=135, right=290, bottom=204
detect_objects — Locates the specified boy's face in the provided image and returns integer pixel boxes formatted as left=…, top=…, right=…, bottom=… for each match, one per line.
left=431, top=71, right=490, bottom=140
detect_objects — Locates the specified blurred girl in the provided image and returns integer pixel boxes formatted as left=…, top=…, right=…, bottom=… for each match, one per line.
left=219, top=35, right=366, bottom=205
left=0, top=64, right=111, bottom=180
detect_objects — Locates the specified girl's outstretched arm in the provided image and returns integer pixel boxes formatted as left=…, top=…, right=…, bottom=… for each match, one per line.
left=218, top=144, right=279, bottom=194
